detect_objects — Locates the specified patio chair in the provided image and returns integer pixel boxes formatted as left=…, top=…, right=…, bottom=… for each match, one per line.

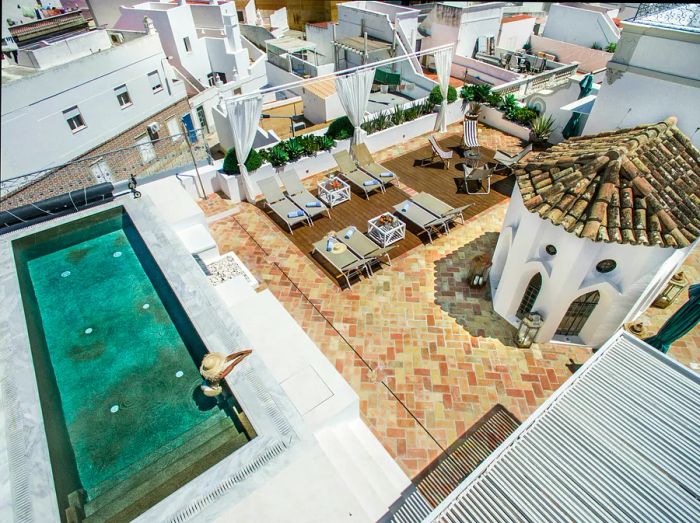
left=411, top=192, right=472, bottom=227
left=311, top=237, right=370, bottom=288
left=351, top=143, right=399, bottom=188
left=392, top=200, right=449, bottom=244
left=336, top=226, right=393, bottom=274
left=279, top=170, right=331, bottom=221
left=493, top=144, right=533, bottom=173
left=422, top=135, right=453, bottom=169
left=258, top=177, right=311, bottom=234
left=464, top=166, right=494, bottom=195
left=463, top=117, right=479, bottom=150
left=333, top=150, right=383, bottom=199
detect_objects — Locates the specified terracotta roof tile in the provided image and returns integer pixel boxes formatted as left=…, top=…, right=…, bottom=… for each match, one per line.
left=514, top=118, right=700, bottom=249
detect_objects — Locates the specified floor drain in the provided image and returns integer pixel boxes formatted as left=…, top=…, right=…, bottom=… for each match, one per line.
left=113, top=251, right=122, bottom=258
left=84, top=328, right=93, bottom=334
left=61, top=271, right=71, bottom=278
left=175, top=370, right=184, bottom=378
left=142, top=303, right=150, bottom=310
left=110, top=405, right=119, bottom=413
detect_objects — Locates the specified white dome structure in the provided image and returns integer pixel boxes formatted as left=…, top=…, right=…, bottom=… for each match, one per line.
left=490, top=117, right=700, bottom=347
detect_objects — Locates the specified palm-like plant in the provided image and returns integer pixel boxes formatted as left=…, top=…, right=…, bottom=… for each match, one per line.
left=473, top=84, right=492, bottom=102
left=530, top=115, right=555, bottom=144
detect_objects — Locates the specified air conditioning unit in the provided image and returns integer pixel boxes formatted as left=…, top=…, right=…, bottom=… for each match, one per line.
left=147, top=121, right=161, bottom=139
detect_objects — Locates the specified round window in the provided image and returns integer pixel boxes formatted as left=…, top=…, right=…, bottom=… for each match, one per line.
left=596, top=259, right=617, bottom=273
left=545, top=245, right=557, bottom=256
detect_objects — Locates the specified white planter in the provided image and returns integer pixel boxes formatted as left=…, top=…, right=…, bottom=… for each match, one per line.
left=365, top=112, right=437, bottom=153
left=479, top=106, right=531, bottom=141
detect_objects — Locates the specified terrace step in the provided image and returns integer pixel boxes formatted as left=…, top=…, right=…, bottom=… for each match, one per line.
left=83, top=415, right=247, bottom=523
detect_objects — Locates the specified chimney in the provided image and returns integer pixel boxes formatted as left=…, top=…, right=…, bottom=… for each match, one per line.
left=223, top=14, right=241, bottom=51
left=143, top=16, right=156, bottom=35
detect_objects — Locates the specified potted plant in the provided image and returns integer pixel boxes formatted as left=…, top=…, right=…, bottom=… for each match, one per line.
left=468, top=102, right=482, bottom=118
left=222, top=148, right=263, bottom=175
left=529, top=115, right=555, bottom=147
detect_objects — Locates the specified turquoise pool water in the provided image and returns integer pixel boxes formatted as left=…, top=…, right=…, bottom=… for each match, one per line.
left=13, top=207, right=250, bottom=518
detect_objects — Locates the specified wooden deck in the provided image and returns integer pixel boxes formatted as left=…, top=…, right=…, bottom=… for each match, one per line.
left=260, top=134, right=515, bottom=287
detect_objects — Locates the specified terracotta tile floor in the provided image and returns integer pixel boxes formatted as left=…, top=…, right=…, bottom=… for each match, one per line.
left=198, top=122, right=700, bottom=477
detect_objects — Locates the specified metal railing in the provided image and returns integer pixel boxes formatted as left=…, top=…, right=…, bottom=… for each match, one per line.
left=492, top=62, right=579, bottom=99
left=630, top=3, right=700, bottom=30
left=0, top=129, right=212, bottom=211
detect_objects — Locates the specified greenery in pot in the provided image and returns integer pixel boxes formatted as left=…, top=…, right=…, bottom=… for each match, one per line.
left=473, top=84, right=492, bottom=102
left=508, top=106, right=539, bottom=126
left=283, top=137, right=304, bottom=161
left=501, top=94, right=519, bottom=118
left=428, top=85, right=458, bottom=105
left=298, top=135, right=319, bottom=156
left=222, top=148, right=263, bottom=174
left=605, top=42, right=617, bottom=53
left=269, top=144, right=289, bottom=167
left=326, top=116, right=354, bottom=140
left=486, top=92, right=503, bottom=108
left=468, top=102, right=482, bottom=117
left=419, top=98, right=434, bottom=115
left=391, top=104, right=406, bottom=126
left=317, top=134, right=335, bottom=151
left=460, top=84, right=475, bottom=101
left=530, top=114, right=555, bottom=144
left=591, top=42, right=602, bottom=50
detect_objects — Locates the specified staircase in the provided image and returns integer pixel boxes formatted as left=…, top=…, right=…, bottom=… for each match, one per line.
left=81, top=410, right=250, bottom=523
left=379, top=405, right=520, bottom=523
left=315, top=419, right=412, bottom=522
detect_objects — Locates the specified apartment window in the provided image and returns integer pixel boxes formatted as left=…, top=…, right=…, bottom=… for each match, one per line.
left=195, top=105, right=209, bottom=134
left=90, top=159, right=113, bottom=183
left=63, top=106, right=85, bottom=133
left=148, top=70, right=163, bottom=92
left=183, top=36, right=191, bottom=53
left=114, top=84, right=132, bottom=108
left=166, top=117, right=181, bottom=141
left=135, top=134, right=156, bottom=163
left=207, top=71, right=226, bottom=87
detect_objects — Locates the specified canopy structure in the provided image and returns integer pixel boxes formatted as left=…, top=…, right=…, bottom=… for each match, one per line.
left=428, top=329, right=700, bottom=522
left=333, top=35, right=393, bottom=66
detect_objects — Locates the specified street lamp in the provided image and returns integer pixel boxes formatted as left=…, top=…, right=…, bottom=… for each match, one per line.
left=653, top=272, right=689, bottom=309
left=515, top=312, right=543, bottom=348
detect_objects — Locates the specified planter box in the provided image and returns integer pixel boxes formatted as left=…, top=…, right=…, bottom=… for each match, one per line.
left=479, top=106, right=532, bottom=141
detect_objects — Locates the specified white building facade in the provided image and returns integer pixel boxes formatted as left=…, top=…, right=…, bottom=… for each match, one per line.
left=541, top=3, right=620, bottom=49
left=490, top=118, right=699, bottom=348
left=1, top=29, right=186, bottom=180
left=583, top=6, right=700, bottom=147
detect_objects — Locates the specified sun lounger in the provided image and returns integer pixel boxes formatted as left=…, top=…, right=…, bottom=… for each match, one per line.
left=279, top=170, right=330, bottom=220
left=411, top=192, right=472, bottom=226
left=493, top=144, right=533, bottom=173
left=392, top=200, right=449, bottom=243
left=333, top=151, right=383, bottom=198
left=258, top=177, right=311, bottom=234
left=351, top=143, right=398, bottom=188
left=311, top=237, right=370, bottom=288
left=336, top=226, right=393, bottom=273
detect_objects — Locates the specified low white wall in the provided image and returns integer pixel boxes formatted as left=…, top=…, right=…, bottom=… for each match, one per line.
left=478, top=106, right=531, bottom=141
left=530, top=35, right=613, bottom=73
left=451, top=54, right=520, bottom=86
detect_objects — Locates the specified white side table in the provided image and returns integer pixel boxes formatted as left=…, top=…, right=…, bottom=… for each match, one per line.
left=318, top=176, right=351, bottom=208
left=368, top=212, right=406, bottom=247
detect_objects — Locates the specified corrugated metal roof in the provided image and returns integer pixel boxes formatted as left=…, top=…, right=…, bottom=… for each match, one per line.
left=427, top=330, right=700, bottom=523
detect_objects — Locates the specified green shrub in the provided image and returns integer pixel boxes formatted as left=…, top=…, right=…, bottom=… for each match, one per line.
left=486, top=92, right=503, bottom=108
left=222, top=148, right=263, bottom=174
left=298, top=135, right=319, bottom=156
left=530, top=114, right=555, bottom=143
left=419, top=98, right=434, bottom=115
left=591, top=42, right=602, bottom=50
left=391, top=104, right=406, bottom=126
left=283, top=137, right=304, bottom=161
left=326, top=116, right=354, bottom=140
left=269, top=144, right=289, bottom=167
left=428, top=85, right=458, bottom=105
left=605, top=42, right=617, bottom=53
left=317, top=135, right=335, bottom=151
left=473, top=84, right=492, bottom=102
left=501, top=94, right=519, bottom=117
left=508, top=107, right=538, bottom=126
left=460, top=84, right=476, bottom=101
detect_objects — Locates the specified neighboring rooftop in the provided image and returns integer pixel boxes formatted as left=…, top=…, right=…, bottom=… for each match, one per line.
left=333, top=35, right=393, bottom=55
left=430, top=330, right=700, bottom=522
left=515, top=117, right=700, bottom=248
left=502, top=14, right=534, bottom=23
left=628, top=2, right=700, bottom=33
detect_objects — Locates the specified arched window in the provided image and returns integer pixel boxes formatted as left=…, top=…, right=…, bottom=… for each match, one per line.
left=556, top=290, right=600, bottom=337
left=516, top=273, right=542, bottom=319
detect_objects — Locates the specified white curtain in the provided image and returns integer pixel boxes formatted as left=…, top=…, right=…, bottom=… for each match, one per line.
left=335, top=68, right=374, bottom=144
left=226, top=95, right=263, bottom=202
left=434, top=48, right=453, bottom=133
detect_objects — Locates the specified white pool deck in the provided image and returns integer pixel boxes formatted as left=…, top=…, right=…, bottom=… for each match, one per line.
left=0, top=181, right=410, bottom=523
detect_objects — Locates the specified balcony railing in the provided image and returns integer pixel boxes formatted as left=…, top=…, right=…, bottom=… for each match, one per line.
left=492, top=63, right=579, bottom=99
left=629, top=3, right=700, bottom=32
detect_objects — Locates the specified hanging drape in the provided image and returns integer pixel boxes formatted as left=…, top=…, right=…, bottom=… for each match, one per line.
left=335, top=68, right=374, bottom=144
left=226, top=95, right=263, bottom=202
left=434, top=47, right=453, bottom=133
left=644, top=284, right=700, bottom=353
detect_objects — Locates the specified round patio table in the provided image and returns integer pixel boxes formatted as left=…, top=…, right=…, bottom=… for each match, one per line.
left=462, top=149, right=482, bottom=168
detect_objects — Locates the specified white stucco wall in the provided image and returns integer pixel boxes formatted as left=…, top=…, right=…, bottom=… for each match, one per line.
left=584, top=22, right=700, bottom=147
left=490, top=187, right=693, bottom=348
left=542, top=4, right=620, bottom=48
left=497, top=17, right=536, bottom=52
left=16, top=29, right=111, bottom=69
left=1, top=33, right=186, bottom=179
left=305, top=23, right=337, bottom=66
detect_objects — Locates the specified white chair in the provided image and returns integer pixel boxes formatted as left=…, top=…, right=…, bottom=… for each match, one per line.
left=423, top=135, right=454, bottom=169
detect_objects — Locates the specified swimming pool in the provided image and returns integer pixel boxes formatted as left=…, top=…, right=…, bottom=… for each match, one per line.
left=12, top=207, right=253, bottom=521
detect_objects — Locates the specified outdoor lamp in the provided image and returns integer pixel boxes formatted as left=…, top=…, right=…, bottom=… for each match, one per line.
left=515, top=312, right=543, bottom=348
left=653, top=272, right=689, bottom=309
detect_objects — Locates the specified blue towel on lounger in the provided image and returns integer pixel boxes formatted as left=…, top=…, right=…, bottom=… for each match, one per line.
left=363, top=179, right=380, bottom=186
left=401, top=202, right=411, bottom=213
left=379, top=171, right=393, bottom=178
left=287, top=210, right=304, bottom=218
left=344, top=227, right=356, bottom=239
left=326, top=237, right=335, bottom=251
left=306, top=201, right=321, bottom=208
